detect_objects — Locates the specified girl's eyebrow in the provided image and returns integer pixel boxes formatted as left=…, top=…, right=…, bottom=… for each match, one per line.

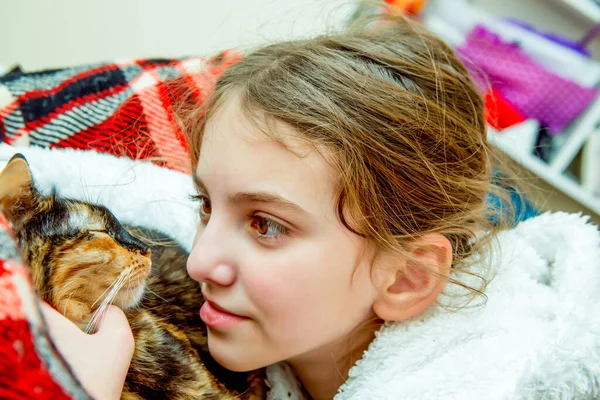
left=193, top=175, right=310, bottom=215
left=193, top=174, right=208, bottom=193
left=228, top=192, right=308, bottom=215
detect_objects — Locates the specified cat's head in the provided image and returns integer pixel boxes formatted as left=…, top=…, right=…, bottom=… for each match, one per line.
left=0, top=154, right=152, bottom=327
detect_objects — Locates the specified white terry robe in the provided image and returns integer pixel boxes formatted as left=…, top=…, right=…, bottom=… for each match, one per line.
left=266, top=209, right=600, bottom=399
left=2, top=144, right=599, bottom=400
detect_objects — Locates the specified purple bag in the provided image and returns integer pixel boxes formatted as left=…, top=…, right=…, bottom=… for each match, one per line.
left=458, top=25, right=597, bottom=135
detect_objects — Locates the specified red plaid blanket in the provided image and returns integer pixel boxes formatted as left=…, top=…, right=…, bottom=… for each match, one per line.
left=0, top=218, right=82, bottom=399
left=0, top=51, right=241, bottom=399
left=0, top=50, right=242, bottom=172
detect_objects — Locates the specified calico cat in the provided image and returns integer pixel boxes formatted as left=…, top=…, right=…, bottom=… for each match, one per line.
left=0, top=154, right=266, bottom=400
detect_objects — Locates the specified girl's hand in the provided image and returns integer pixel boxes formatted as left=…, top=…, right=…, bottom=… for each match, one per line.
left=41, top=302, right=134, bottom=400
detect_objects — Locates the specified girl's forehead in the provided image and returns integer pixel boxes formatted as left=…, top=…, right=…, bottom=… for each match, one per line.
left=201, top=97, right=327, bottom=172
left=197, top=98, right=337, bottom=209
left=204, top=96, right=307, bottom=151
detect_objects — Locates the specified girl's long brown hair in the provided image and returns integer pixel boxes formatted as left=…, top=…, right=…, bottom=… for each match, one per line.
left=178, top=11, right=515, bottom=305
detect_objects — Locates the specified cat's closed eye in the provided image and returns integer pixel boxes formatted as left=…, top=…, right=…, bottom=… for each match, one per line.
left=88, top=229, right=108, bottom=234
left=84, top=229, right=107, bottom=237
left=74, top=229, right=107, bottom=243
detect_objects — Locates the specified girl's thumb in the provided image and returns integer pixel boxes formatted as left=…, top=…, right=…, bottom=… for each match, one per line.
left=95, top=305, right=133, bottom=342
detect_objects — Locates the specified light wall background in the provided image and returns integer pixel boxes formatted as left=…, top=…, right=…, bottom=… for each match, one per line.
left=0, top=0, right=354, bottom=70
left=1, top=0, right=599, bottom=71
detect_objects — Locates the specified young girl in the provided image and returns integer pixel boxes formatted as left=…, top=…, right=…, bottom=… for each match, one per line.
left=32, top=12, right=600, bottom=400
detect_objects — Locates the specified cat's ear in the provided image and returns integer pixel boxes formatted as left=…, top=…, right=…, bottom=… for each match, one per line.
left=0, top=153, right=41, bottom=226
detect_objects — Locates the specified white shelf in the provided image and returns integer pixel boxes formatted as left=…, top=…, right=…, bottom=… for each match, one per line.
left=549, top=94, right=600, bottom=173
left=489, top=126, right=600, bottom=217
left=548, top=0, right=600, bottom=22
left=581, top=129, right=600, bottom=193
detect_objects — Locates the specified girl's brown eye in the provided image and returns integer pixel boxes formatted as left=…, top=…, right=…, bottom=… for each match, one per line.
left=250, top=217, right=268, bottom=235
left=201, top=198, right=212, bottom=215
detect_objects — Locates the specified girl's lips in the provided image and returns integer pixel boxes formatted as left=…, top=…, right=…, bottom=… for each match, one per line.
left=200, top=300, right=249, bottom=329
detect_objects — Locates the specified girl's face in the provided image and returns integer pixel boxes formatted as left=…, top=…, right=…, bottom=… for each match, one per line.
left=187, top=97, right=379, bottom=372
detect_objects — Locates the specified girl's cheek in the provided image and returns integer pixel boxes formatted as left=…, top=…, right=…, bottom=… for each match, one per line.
left=247, top=274, right=290, bottom=313
left=244, top=262, right=308, bottom=318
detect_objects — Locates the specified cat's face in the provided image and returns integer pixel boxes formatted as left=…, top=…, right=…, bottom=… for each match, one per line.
left=0, top=154, right=151, bottom=327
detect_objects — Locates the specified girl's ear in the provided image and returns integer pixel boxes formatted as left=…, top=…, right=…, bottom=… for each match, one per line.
left=371, top=233, right=452, bottom=321
left=0, top=153, right=41, bottom=227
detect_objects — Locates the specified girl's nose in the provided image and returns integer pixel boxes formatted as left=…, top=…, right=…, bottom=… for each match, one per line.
left=186, top=218, right=236, bottom=287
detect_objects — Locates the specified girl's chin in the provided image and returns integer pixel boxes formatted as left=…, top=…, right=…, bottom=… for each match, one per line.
left=208, top=337, right=270, bottom=372
left=211, top=353, right=262, bottom=372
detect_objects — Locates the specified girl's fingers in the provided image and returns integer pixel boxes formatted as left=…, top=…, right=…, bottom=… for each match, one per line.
left=95, top=305, right=134, bottom=342
left=40, top=302, right=135, bottom=400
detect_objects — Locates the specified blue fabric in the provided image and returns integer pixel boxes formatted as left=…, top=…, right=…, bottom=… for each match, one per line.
left=487, top=174, right=538, bottom=225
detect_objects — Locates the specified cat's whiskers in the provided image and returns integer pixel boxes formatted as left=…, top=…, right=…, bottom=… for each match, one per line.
left=104, top=268, right=136, bottom=317
left=90, top=273, right=125, bottom=308
left=85, top=267, right=134, bottom=334
left=144, top=286, right=167, bottom=302
left=124, top=272, right=142, bottom=312
left=127, top=271, right=135, bottom=297
left=86, top=271, right=129, bottom=333
left=62, top=292, right=75, bottom=316
left=139, top=293, right=160, bottom=311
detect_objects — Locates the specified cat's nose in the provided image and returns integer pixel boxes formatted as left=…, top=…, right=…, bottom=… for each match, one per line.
left=141, top=251, right=151, bottom=259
